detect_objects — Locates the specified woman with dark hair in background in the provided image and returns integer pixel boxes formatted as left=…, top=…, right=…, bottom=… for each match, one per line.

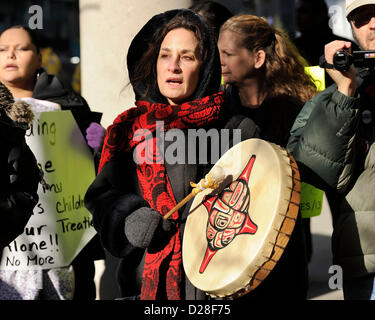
left=0, top=26, right=106, bottom=154
left=0, top=25, right=105, bottom=300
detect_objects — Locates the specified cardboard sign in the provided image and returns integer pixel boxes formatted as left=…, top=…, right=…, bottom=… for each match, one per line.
left=0, top=111, right=97, bottom=270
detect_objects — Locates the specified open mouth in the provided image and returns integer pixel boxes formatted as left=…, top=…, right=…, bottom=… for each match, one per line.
left=167, top=78, right=183, bottom=86
left=5, top=64, right=18, bottom=70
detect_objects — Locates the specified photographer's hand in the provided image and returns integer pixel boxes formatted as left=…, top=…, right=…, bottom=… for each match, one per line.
left=324, top=40, right=357, bottom=97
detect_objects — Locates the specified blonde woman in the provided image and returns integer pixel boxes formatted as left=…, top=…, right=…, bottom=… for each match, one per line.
left=218, top=14, right=317, bottom=300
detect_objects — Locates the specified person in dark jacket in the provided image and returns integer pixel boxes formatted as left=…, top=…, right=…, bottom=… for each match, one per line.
left=287, top=0, right=375, bottom=300
left=84, top=9, right=260, bottom=300
left=0, top=25, right=104, bottom=300
left=293, top=0, right=360, bottom=87
left=218, top=14, right=318, bottom=300
left=0, top=25, right=105, bottom=158
left=189, top=1, right=233, bottom=41
left=0, top=81, right=40, bottom=254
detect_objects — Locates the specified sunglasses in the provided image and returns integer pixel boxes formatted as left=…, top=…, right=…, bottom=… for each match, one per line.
left=349, top=5, right=375, bottom=27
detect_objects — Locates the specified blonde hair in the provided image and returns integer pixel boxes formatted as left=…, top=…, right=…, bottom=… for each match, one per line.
left=221, top=15, right=316, bottom=103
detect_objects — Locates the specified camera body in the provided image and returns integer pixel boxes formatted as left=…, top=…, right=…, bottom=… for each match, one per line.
left=333, top=50, right=375, bottom=71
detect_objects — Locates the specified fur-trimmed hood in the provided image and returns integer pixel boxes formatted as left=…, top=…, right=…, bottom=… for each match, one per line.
left=0, top=81, right=34, bottom=130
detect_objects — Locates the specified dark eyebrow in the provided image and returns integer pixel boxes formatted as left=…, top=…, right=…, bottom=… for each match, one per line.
left=181, top=49, right=195, bottom=54
left=0, top=43, right=32, bottom=47
left=160, top=47, right=196, bottom=54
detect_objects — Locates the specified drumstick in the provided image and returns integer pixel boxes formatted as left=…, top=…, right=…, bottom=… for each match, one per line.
left=163, top=166, right=225, bottom=220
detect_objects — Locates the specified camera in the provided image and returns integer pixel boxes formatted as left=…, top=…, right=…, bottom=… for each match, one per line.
left=333, top=50, right=375, bottom=71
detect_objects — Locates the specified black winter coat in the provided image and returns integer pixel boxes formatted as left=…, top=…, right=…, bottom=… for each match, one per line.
left=84, top=113, right=260, bottom=299
left=33, top=70, right=102, bottom=140
left=0, top=92, right=40, bottom=251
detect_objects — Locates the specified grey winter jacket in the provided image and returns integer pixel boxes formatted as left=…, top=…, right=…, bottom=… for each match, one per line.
left=287, top=82, right=375, bottom=280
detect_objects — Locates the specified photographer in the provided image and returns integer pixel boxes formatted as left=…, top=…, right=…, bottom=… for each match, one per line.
left=287, top=0, right=375, bottom=300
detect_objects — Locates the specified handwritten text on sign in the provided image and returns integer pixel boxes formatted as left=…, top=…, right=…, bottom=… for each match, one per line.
left=0, top=111, right=97, bottom=270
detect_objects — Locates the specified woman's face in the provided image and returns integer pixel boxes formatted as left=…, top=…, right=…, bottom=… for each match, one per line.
left=218, top=30, right=256, bottom=85
left=157, top=28, right=201, bottom=105
left=0, top=28, right=41, bottom=88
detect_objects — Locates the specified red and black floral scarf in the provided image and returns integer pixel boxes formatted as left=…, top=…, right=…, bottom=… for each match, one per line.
left=98, top=92, right=225, bottom=300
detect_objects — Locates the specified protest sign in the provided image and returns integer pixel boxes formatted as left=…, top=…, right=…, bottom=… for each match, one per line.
left=0, top=110, right=97, bottom=270
left=300, top=182, right=324, bottom=218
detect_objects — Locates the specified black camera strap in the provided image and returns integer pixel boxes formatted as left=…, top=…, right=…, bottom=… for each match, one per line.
left=319, top=54, right=334, bottom=69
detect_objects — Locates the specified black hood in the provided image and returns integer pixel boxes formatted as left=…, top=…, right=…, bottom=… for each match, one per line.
left=127, top=9, right=222, bottom=103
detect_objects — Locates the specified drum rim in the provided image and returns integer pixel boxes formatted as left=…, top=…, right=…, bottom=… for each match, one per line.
left=222, top=152, right=300, bottom=299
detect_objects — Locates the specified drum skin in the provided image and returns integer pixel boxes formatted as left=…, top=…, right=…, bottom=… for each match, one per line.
left=182, top=138, right=300, bottom=298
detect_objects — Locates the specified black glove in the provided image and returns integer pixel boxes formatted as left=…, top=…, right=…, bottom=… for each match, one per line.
left=8, top=144, right=40, bottom=193
left=150, top=217, right=177, bottom=252
left=124, top=207, right=176, bottom=249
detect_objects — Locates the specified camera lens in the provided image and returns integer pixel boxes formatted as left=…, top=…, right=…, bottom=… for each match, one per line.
left=333, top=51, right=352, bottom=71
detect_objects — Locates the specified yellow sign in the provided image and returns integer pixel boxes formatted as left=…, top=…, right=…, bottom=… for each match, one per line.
left=300, top=182, right=324, bottom=218
left=0, top=111, right=97, bottom=270
left=305, top=66, right=325, bottom=92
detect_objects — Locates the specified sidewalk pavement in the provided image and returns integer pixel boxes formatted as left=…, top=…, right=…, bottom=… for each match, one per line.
left=307, top=193, right=343, bottom=300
